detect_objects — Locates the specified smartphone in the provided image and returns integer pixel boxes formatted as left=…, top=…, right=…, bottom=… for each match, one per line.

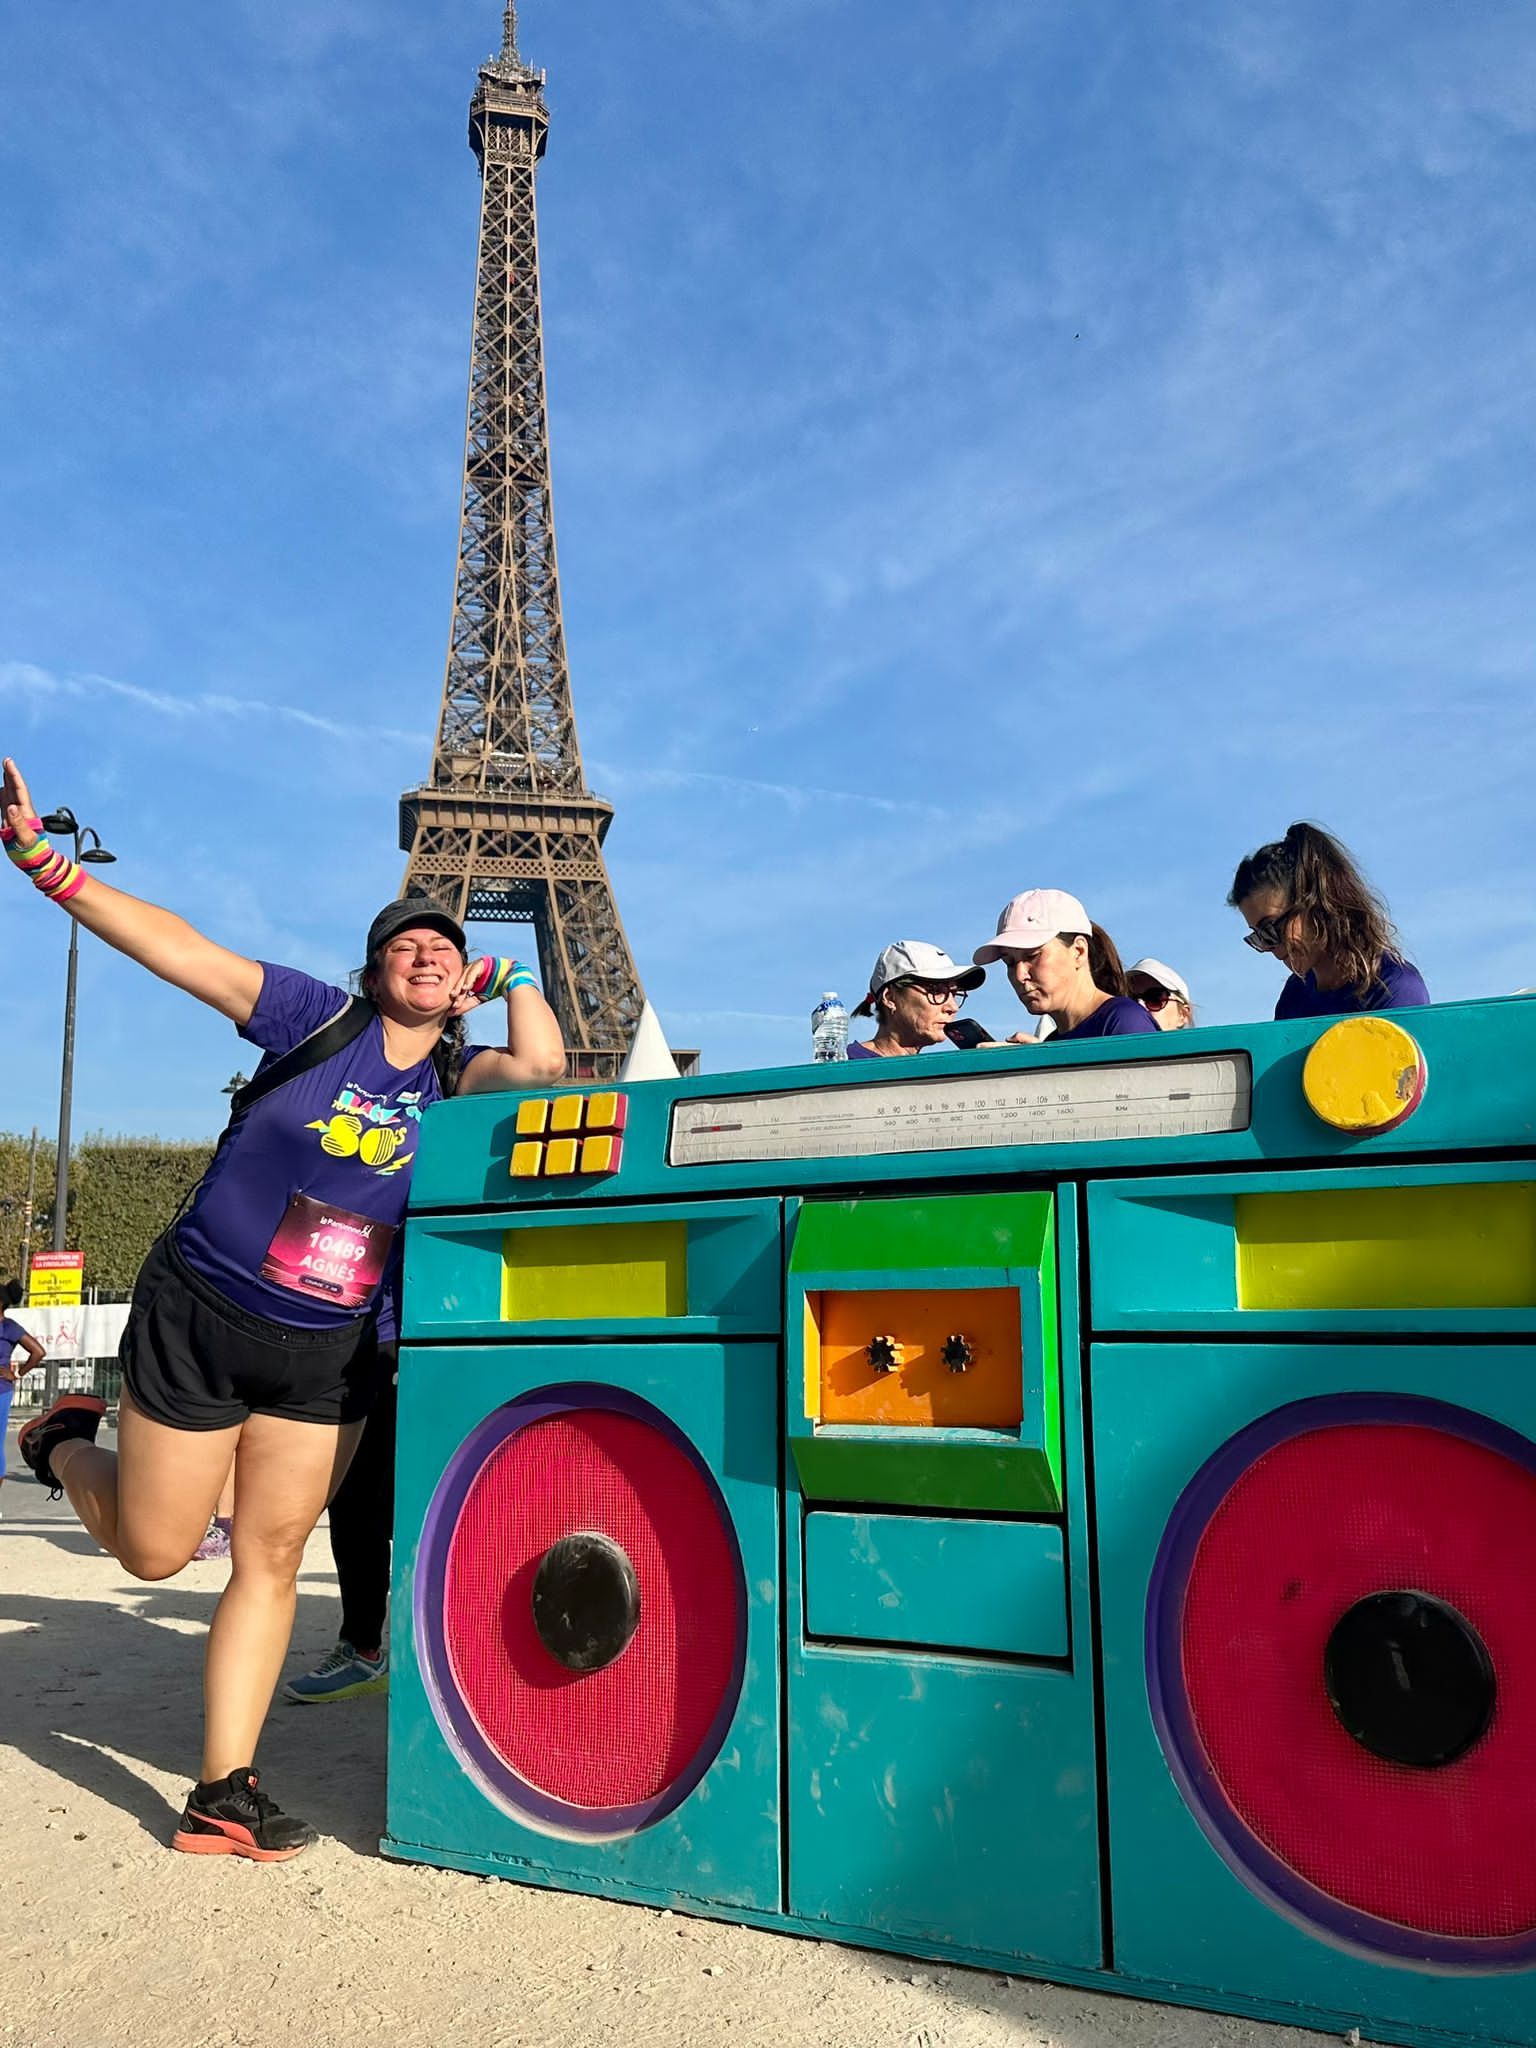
left=944, top=1018, right=994, bottom=1050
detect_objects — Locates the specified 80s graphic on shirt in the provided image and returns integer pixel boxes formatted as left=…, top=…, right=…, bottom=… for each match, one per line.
left=304, top=1080, right=432, bottom=1175
left=176, top=964, right=486, bottom=1331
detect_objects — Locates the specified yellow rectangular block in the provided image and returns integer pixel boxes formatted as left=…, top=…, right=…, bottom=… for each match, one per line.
left=510, top=1140, right=545, bottom=1179
left=502, top=1221, right=689, bottom=1322
left=515, top=1098, right=550, bottom=1137
left=544, top=1138, right=581, bottom=1176
left=585, top=1092, right=626, bottom=1132
left=1236, top=1183, right=1536, bottom=1311
left=550, top=1095, right=586, bottom=1135
left=579, top=1134, right=622, bottom=1175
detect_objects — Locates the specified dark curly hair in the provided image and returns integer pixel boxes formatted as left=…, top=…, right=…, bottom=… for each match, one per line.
left=2, top=1278, right=23, bottom=1311
left=1228, top=821, right=1400, bottom=998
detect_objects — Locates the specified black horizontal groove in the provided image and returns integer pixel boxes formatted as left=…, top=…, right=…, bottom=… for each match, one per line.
left=1088, top=1326, right=1536, bottom=1348
left=802, top=1631, right=1072, bottom=1673
left=801, top=1497, right=1066, bottom=1528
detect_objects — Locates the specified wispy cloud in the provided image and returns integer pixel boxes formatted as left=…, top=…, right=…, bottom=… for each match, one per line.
left=588, top=757, right=944, bottom=819
left=0, top=662, right=427, bottom=750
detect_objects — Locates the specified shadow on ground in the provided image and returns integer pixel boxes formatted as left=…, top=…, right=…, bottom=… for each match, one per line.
left=0, top=1570, right=387, bottom=1858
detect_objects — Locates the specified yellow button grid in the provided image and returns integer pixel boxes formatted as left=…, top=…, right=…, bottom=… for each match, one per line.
left=507, top=1093, right=628, bottom=1179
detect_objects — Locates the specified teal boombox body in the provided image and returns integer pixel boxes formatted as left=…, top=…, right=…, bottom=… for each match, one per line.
left=386, top=1002, right=1536, bottom=2047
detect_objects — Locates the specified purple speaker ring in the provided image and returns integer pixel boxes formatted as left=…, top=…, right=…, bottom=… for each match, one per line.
left=1147, top=1392, right=1536, bottom=1973
left=415, top=1383, right=748, bottom=1842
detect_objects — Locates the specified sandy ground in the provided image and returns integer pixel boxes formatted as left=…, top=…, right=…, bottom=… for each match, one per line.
left=0, top=1424, right=1332, bottom=2048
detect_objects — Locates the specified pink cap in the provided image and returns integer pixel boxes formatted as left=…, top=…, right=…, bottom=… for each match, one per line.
left=973, top=889, right=1092, bottom=965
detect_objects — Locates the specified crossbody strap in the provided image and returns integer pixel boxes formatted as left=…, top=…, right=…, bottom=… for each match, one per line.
left=229, top=994, right=375, bottom=1121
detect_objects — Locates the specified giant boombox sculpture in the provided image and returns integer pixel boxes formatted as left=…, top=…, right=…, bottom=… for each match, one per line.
left=385, top=1003, right=1536, bottom=2048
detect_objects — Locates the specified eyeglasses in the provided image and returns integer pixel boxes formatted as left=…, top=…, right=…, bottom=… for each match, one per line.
left=1243, top=910, right=1294, bottom=955
left=1131, top=985, right=1181, bottom=1013
left=894, top=979, right=967, bottom=1008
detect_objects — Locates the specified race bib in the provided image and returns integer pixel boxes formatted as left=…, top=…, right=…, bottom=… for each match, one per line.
left=261, top=1193, right=395, bottom=1312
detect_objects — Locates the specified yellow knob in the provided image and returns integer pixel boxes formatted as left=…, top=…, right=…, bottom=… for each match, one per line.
left=1301, top=1016, right=1427, bottom=1132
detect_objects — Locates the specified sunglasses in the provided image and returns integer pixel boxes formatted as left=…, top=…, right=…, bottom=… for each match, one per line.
left=894, top=979, right=968, bottom=1008
left=1243, top=910, right=1294, bottom=955
left=1132, top=984, right=1181, bottom=1013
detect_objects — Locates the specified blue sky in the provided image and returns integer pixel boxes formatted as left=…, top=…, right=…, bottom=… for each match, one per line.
left=3, top=0, right=1535, bottom=1140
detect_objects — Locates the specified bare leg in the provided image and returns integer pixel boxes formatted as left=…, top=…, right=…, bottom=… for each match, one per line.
left=51, top=1388, right=239, bottom=1577
left=200, top=1412, right=362, bottom=1782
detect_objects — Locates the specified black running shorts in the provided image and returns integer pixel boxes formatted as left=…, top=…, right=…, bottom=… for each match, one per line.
left=120, top=1231, right=385, bottom=1432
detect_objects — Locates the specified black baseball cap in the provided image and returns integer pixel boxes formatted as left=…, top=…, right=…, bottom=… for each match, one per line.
left=365, top=894, right=467, bottom=962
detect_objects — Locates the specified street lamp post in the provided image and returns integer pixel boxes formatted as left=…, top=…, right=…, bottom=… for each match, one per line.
left=39, top=807, right=116, bottom=1260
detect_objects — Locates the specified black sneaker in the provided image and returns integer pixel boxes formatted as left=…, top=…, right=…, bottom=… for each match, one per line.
left=17, top=1395, right=106, bottom=1498
left=171, top=1768, right=317, bottom=1862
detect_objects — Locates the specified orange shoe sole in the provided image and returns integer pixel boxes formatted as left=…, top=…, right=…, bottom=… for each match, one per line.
left=171, top=1824, right=310, bottom=1863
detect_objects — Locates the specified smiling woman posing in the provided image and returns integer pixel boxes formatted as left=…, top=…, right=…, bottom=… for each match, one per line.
left=1228, top=822, right=1428, bottom=1019
left=3, top=755, right=564, bottom=1861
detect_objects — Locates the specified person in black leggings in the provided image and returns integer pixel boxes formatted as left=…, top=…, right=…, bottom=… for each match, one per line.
left=283, top=1359, right=397, bottom=1702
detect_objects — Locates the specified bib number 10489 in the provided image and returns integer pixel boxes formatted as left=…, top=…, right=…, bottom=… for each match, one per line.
left=261, top=1193, right=396, bottom=1311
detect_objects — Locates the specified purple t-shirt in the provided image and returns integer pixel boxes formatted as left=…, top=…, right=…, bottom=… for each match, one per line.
left=176, top=964, right=483, bottom=1332
left=1052, top=996, right=1160, bottom=1041
left=0, top=1317, right=30, bottom=1380
left=1274, top=956, right=1429, bottom=1021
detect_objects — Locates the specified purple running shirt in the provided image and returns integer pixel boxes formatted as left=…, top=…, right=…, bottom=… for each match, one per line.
left=1273, top=955, right=1429, bottom=1020
left=1051, top=996, right=1160, bottom=1041
left=176, top=963, right=483, bottom=1331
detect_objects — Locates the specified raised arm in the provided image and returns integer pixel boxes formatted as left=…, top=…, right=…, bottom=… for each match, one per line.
left=4, top=756, right=265, bottom=1026
left=450, top=956, right=568, bottom=1095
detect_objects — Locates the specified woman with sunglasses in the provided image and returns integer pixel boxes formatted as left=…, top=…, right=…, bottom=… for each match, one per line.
left=848, top=941, right=985, bottom=1058
left=1229, top=822, right=1428, bottom=1018
left=1126, top=958, right=1194, bottom=1030
left=973, top=891, right=1157, bottom=1041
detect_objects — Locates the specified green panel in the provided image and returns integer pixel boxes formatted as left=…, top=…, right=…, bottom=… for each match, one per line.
left=791, top=1433, right=1061, bottom=1513
left=787, top=1195, right=1060, bottom=1514
left=1038, top=1206, right=1060, bottom=1501
left=805, top=1511, right=1068, bottom=1657
left=789, top=1191, right=1052, bottom=1276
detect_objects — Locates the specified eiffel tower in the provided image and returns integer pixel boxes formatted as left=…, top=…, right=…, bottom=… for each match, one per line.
left=400, top=5, right=683, bottom=1080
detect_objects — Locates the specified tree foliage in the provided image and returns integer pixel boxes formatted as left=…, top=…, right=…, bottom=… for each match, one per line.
left=0, top=1130, right=215, bottom=1294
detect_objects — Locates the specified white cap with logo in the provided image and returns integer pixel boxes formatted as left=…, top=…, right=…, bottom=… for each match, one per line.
left=972, top=889, right=1092, bottom=966
left=854, top=940, right=986, bottom=1018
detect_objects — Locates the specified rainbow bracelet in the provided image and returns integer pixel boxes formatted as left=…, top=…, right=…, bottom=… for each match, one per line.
left=468, top=956, right=539, bottom=1001
left=3, top=820, right=85, bottom=904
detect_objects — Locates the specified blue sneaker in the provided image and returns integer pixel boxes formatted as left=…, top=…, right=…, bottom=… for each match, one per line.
left=282, top=1640, right=388, bottom=1704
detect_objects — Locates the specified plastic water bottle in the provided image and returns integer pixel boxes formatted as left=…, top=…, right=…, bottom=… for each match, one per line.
left=811, top=992, right=848, bottom=1063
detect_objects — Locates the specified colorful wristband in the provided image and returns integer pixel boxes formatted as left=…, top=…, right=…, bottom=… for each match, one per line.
left=5, top=825, right=84, bottom=903
left=2, top=815, right=45, bottom=858
left=468, top=955, right=537, bottom=1000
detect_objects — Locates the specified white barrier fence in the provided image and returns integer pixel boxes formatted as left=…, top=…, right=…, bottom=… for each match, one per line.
left=13, top=1303, right=131, bottom=1398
